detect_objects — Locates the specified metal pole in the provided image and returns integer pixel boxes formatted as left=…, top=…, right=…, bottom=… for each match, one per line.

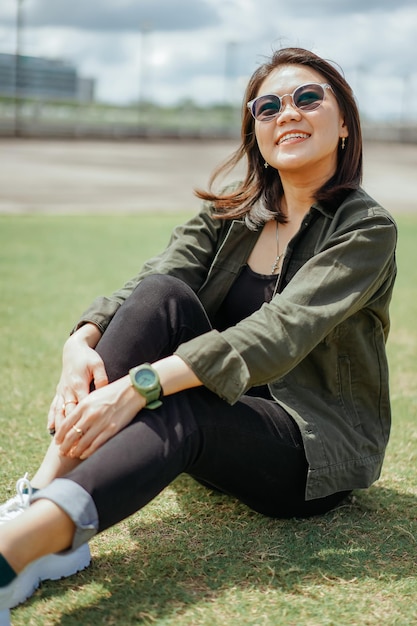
left=139, top=23, right=151, bottom=106
left=224, top=41, right=237, bottom=105
left=224, top=41, right=238, bottom=136
left=15, top=0, right=24, bottom=137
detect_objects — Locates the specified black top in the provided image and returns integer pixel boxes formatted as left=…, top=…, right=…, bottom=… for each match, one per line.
left=212, top=265, right=278, bottom=400
left=212, top=264, right=278, bottom=332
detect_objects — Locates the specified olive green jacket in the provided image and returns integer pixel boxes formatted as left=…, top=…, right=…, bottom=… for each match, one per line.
left=76, top=188, right=397, bottom=500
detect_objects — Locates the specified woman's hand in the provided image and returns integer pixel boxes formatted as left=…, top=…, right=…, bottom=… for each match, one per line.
left=54, top=376, right=145, bottom=459
left=47, top=323, right=108, bottom=434
left=55, top=354, right=202, bottom=460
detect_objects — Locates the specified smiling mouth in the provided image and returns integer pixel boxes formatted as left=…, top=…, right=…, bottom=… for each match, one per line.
left=277, top=132, right=310, bottom=145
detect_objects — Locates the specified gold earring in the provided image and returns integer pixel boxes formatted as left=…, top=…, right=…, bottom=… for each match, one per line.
left=341, top=137, right=346, bottom=150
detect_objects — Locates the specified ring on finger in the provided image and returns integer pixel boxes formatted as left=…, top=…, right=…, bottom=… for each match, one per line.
left=72, top=424, right=83, bottom=436
left=62, top=400, right=76, bottom=412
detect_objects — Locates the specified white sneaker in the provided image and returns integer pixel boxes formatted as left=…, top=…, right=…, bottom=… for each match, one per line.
left=0, top=474, right=32, bottom=523
left=0, top=559, right=41, bottom=611
left=0, top=553, right=52, bottom=614
left=0, top=543, right=91, bottom=612
left=0, top=609, right=10, bottom=626
left=0, top=474, right=91, bottom=605
left=35, top=543, right=91, bottom=585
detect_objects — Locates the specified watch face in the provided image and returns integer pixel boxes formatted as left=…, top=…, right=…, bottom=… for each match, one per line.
left=134, top=368, right=157, bottom=389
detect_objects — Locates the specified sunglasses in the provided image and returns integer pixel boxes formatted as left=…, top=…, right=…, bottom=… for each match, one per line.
left=247, top=82, right=332, bottom=122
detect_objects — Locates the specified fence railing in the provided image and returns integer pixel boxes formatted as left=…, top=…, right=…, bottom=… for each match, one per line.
left=0, top=97, right=242, bottom=139
left=0, top=96, right=416, bottom=142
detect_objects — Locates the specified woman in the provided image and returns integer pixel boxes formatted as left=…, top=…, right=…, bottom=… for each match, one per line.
left=0, top=47, right=396, bottom=623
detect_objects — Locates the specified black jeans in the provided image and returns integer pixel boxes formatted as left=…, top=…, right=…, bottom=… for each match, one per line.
left=65, top=275, right=348, bottom=530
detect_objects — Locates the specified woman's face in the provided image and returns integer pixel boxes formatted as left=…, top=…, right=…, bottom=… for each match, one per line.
left=254, top=64, right=348, bottom=182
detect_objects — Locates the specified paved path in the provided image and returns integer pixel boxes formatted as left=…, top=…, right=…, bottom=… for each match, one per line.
left=0, top=139, right=415, bottom=215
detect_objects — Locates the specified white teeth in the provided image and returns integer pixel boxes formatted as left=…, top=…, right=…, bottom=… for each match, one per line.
left=278, top=133, right=309, bottom=145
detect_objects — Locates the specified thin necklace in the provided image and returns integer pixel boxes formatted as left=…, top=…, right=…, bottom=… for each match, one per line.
left=271, top=221, right=284, bottom=274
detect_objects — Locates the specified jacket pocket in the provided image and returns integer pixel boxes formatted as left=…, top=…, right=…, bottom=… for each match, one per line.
left=337, top=355, right=362, bottom=429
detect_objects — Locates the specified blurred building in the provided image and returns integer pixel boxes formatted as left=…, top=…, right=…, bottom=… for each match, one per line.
left=0, top=52, right=95, bottom=103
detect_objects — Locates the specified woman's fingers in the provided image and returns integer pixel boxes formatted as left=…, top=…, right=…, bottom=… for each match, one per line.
left=56, top=376, right=145, bottom=458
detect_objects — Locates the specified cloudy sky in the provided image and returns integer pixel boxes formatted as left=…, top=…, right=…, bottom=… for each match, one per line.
left=0, top=0, right=416, bottom=121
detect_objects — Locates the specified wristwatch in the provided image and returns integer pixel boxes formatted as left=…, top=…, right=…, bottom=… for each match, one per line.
left=129, top=363, right=163, bottom=409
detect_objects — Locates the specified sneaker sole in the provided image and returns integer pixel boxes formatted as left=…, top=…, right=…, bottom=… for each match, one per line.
left=10, top=543, right=91, bottom=608
left=39, top=543, right=91, bottom=581
left=9, top=560, right=43, bottom=609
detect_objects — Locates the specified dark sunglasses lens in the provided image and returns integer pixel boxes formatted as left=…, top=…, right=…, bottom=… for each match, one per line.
left=252, top=95, right=281, bottom=120
left=294, top=84, right=325, bottom=110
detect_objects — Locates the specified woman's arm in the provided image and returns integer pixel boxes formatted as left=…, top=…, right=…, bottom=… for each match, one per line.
left=49, top=204, right=225, bottom=434
left=176, top=204, right=398, bottom=404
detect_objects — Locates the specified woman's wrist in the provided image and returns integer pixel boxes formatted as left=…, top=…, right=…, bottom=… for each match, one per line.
left=151, top=355, right=202, bottom=397
left=69, top=322, right=102, bottom=349
left=119, top=374, right=146, bottom=411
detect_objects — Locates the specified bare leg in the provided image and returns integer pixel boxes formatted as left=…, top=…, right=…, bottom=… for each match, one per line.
left=0, top=500, right=74, bottom=574
left=30, top=440, right=82, bottom=490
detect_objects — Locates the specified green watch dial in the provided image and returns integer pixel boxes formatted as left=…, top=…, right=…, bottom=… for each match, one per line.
left=129, top=364, right=162, bottom=410
left=134, top=369, right=157, bottom=388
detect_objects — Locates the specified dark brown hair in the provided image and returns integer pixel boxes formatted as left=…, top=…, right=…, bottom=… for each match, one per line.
left=195, top=47, right=363, bottom=228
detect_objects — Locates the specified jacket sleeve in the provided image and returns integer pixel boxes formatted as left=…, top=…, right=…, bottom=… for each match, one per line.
left=73, top=203, right=224, bottom=333
left=175, top=199, right=397, bottom=404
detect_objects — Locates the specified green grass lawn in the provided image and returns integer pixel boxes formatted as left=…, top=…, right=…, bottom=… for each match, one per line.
left=1, top=213, right=416, bottom=626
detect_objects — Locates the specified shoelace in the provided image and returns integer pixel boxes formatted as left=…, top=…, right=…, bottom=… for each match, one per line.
left=0, top=473, right=32, bottom=522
